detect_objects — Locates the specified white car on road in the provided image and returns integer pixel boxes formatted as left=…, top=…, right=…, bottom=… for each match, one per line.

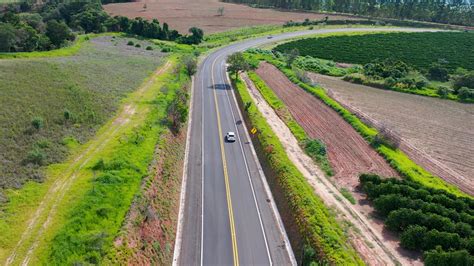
left=226, top=132, right=236, bottom=142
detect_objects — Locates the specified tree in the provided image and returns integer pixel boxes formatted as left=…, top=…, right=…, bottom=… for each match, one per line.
left=400, top=225, right=427, bottom=250
left=183, top=56, right=197, bottom=76
left=437, top=86, right=449, bottom=98
left=285, top=48, right=299, bottom=67
left=217, top=7, right=225, bottom=16
left=385, top=208, right=425, bottom=232
left=227, top=52, right=250, bottom=79
left=422, top=229, right=461, bottom=251
left=46, top=20, right=74, bottom=47
left=424, top=248, right=474, bottom=266
left=0, top=23, right=17, bottom=52
left=454, top=71, right=474, bottom=90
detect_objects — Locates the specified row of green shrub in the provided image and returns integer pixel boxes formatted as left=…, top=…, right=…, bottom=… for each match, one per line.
left=232, top=76, right=363, bottom=265
left=243, top=51, right=469, bottom=198
left=45, top=60, right=190, bottom=264
left=360, top=174, right=474, bottom=264
left=247, top=71, right=334, bottom=177
left=274, top=32, right=474, bottom=71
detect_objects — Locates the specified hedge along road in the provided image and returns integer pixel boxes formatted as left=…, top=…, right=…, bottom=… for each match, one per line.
left=174, top=27, right=440, bottom=266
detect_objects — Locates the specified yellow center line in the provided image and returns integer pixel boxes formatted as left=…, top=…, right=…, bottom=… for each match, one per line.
left=211, top=57, right=240, bottom=266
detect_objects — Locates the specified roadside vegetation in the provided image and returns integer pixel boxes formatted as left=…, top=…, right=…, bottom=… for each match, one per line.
left=274, top=32, right=474, bottom=102
left=232, top=75, right=363, bottom=265
left=360, top=173, right=474, bottom=264
left=242, top=49, right=469, bottom=198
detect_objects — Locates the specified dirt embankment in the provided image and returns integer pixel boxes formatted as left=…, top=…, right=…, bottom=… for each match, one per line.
left=309, top=73, right=474, bottom=195
left=103, top=0, right=356, bottom=34
left=256, top=62, right=398, bottom=189
left=113, top=129, right=186, bottom=265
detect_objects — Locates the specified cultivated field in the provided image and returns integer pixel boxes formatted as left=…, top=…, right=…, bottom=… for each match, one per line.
left=275, top=32, right=474, bottom=70
left=103, top=0, right=356, bottom=34
left=309, top=73, right=474, bottom=194
left=0, top=36, right=165, bottom=195
left=255, top=62, right=398, bottom=188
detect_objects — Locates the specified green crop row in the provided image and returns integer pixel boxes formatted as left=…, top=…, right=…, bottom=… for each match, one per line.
left=245, top=52, right=469, bottom=199
left=233, top=76, right=363, bottom=265
left=274, top=32, right=474, bottom=71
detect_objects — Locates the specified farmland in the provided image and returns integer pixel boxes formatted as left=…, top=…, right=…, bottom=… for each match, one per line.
left=255, top=62, right=398, bottom=188
left=103, top=0, right=356, bottom=34
left=0, top=36, right=165, bottom=197
left=308, top=73, right=474, bottom=194
left=275, top=32, right=474, bottom=71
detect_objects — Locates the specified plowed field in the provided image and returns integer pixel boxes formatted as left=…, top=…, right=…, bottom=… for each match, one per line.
left=103, top=0, right=356, bottom=34
left=308, top=73, right=474, bottom=195
left=255, top=62, right=398, bottom=188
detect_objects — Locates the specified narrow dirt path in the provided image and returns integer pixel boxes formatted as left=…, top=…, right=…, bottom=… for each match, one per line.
left=241, top=72, right=421, bottom=265
left=5, top=61, right=172, bottom=266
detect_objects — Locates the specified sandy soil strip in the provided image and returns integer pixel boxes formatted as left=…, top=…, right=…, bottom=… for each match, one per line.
left=241, top=72, right=421, bottom=265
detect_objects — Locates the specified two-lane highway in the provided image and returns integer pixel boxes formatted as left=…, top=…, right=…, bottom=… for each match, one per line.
left=174, top=27, right=433, bottom=266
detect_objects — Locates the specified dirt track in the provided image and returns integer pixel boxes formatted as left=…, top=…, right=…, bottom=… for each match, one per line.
left=256, top=62, right=398, bottom=189
left=309, top=73, right=474, bottom=195
left=104, top=0, right=356, bottom=33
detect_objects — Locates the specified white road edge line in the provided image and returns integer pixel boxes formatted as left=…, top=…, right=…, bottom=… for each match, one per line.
left=227, top=69, right=297, bottom=266
left=214, top=56, right=273, bottom=264
left=172, top=74, right=195, bottom=266
left=200, top=60, right=206, bottom=266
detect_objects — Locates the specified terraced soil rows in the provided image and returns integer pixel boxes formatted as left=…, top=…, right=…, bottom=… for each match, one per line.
left=309, top=73, right=474, bottom=195
left=255, top=62, right=398, bottom=188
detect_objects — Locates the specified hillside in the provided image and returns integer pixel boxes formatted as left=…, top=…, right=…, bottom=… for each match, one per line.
left=0, top=36, right=165, bottom=198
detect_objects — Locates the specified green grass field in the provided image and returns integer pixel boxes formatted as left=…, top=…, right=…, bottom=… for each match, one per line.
left=275, top=32, right=474, bottom=71
left=0, top=36, right=166, bottom=197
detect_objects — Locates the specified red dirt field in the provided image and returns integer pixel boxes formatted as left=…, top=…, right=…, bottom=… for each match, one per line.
left=308, top=73, right=474, bottom=195
left=103, top=0, right=357, bottom=34
left=255, top=62, right=398, bottom=188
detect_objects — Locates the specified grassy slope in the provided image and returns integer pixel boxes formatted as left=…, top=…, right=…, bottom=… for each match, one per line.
left=234, top=77, right=363, bottom=265
left=0, top=55, right=188, bottom=265
left=0, top=35, right=164, bottom=192
left=250, top=52, right=469, bottom=198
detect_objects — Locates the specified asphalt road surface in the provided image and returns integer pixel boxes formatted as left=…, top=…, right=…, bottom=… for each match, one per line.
left=175, top=27, right=433, bottom=266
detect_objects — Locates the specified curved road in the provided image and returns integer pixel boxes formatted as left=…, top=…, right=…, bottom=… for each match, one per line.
left=174, top=27, right=434, bottom=266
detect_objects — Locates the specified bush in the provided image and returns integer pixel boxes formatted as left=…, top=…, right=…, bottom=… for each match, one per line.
left=31, top=117, right=44, bottom=130
left=428, top=63, right=449, bottom=81
left=127, top=40, right=134, bottom=46
left=458, top=87, right=474, bottom=101
left=400, top=225, right=428, bottom=250
left=135, top=43, right=141, bottom=48
left=424, top=248, right=474, bottom=266
left=304, top=139, right=333, bottom=176
left=161, top=47, right=171, bottom=52
left=454, top=71, right=474, bottom=90
left=437, top=86, right=449, bottom=98
left=183, top=56, right=197, bottom=76
left=146, top=46, right=153, bottom=50
left=26, top=149, right=45, bottom=165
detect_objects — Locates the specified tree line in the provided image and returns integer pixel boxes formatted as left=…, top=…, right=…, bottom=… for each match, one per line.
left=360, top=174, right=474, bottom=265
left=0, top=0, right=204, bottom=52
left=222, top=0, right=474, bottom=26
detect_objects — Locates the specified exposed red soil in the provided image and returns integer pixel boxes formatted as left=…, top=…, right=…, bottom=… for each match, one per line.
left=103, top=0, right=357, bottom=34
left=309, top=73, right=474, bottom=195
left=255, top=62, right=398, bottom=188
left=114, top=129, right=186, bottom=265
